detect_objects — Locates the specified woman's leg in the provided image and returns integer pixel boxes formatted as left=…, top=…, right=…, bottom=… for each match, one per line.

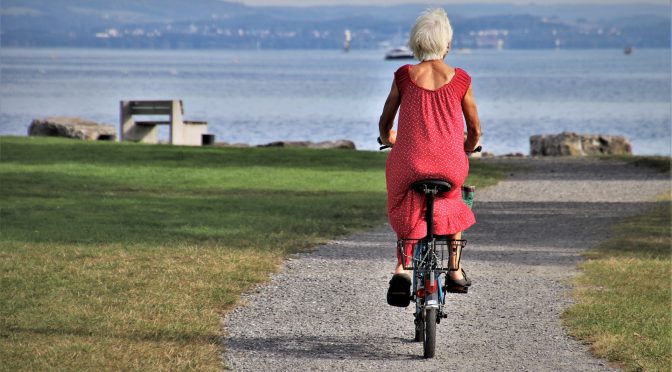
left=448, top=231, right=465, bottom=280
left=394, top=241, right=411, bottom=274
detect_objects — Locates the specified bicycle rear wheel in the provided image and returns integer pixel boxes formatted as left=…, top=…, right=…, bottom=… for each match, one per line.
left=423, top=308, right=437, bottom=358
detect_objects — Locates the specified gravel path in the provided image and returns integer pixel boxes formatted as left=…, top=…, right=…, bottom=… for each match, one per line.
left=222, top=157, right=669, bottom=371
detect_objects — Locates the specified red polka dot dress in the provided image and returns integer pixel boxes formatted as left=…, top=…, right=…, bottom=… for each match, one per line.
left=386, top=64, right=476, bottom=240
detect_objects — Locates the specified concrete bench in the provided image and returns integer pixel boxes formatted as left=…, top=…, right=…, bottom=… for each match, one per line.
left=120, top=100, right=209, bottom=146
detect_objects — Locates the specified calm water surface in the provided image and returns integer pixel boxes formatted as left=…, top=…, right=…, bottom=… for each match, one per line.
left=1, top=48, right=670, bottom=154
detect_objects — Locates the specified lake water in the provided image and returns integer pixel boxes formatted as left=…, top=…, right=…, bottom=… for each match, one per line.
left=1, top=48, right=670, bottom=155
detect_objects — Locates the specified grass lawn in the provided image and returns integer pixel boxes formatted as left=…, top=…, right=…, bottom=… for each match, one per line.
left=0, top=136, right=505, bottom=370
left=563, top=177, right=671, bottom=371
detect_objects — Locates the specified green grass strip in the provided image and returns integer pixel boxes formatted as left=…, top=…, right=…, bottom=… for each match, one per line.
left=0, top=136, right=505, bottom=370
left=564, top=187, right=671, bottom=372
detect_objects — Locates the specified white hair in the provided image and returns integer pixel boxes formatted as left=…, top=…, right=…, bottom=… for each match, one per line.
left=408, top=8, right=454, bottom=61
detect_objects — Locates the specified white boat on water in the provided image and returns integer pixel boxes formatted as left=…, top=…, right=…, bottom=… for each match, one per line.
left=343, top=29, right=351, bottom=52
left=385, top=47, right=415, bottom=60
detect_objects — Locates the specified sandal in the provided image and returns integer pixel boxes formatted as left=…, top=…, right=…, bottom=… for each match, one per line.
left=387, top=273, right=412, bottom=307
left=445, top=268, right=471, bottom=294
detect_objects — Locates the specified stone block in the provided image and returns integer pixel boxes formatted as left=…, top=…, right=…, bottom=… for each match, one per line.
left=530, top=132, right=631, bottom=156
left=28, top=117, right=116, bottom=141
left=259, top=140, right=356, bottom=150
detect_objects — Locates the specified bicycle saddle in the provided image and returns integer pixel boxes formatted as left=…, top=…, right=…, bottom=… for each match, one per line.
left=411, top=179, right=452, bottom=195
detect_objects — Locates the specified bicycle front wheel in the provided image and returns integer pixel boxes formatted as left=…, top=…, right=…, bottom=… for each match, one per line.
left=423, top=308, right=437, bottom=358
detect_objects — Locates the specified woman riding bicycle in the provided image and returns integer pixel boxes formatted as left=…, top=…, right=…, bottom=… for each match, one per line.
left=379, top=8, right=482, bottom=300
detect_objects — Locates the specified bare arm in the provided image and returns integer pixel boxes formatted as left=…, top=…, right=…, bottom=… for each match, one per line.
left=378, top=81, right=401, bottom=146
left=461, top=84, right=481, bottom=152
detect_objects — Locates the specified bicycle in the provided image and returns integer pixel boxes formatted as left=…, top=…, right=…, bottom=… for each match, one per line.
left=379, top=138, right=480, bottom=358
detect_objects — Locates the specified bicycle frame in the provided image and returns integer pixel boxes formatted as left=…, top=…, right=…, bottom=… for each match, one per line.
left=398, top=184, right=473, bottom=358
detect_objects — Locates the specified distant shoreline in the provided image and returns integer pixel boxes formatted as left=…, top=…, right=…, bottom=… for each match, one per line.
left=2, top=49, right=669, bottom=155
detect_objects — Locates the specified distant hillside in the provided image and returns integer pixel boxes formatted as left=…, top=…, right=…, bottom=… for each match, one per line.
left=1, top=0, right=669, bottom=49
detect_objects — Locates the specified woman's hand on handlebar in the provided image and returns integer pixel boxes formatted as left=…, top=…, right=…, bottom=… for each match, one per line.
left=380, top=130, right=396, bottom=146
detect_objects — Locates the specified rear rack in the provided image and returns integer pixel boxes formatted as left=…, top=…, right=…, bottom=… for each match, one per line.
left=397, top=238, right=466, bottom=272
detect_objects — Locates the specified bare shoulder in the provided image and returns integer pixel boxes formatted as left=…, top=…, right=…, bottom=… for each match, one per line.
left=411, top=62, right=454, bottom=78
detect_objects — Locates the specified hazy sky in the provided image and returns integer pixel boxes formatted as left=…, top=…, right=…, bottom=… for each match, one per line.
left=239, top=0, right=668, bottom=6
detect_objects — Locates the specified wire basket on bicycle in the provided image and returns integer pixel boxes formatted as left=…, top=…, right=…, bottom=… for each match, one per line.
left=397, top=238, right=466, bottom=272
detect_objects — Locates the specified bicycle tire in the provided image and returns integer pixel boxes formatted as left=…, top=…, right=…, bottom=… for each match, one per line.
left=423, top=308, right=437, bottom=358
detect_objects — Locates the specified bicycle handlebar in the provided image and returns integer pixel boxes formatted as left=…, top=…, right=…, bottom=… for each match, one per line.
left=467, top=145, right=482, bottom=155
left=377, top=137, right=391, bottom=150
left=377, top=137, right=482, bottom=154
